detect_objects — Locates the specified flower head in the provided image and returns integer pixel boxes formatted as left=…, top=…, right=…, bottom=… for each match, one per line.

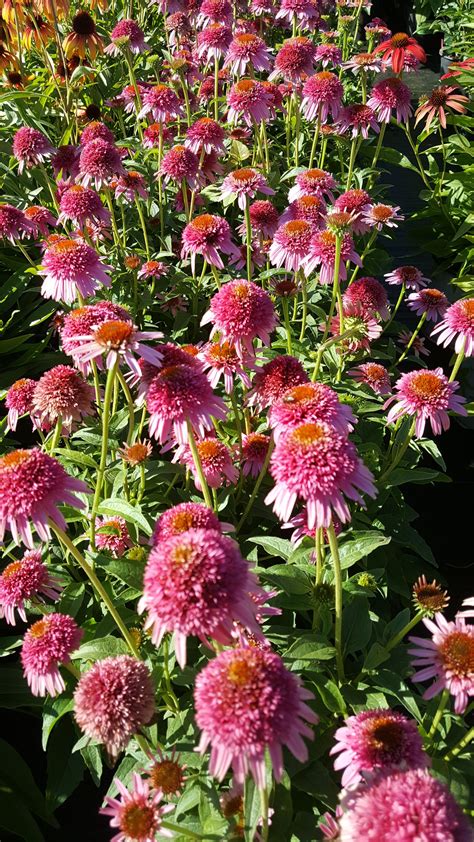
left=270, top=37, right=317, bottom=81
left=137, top=83, right=183, bottom=122
left=145, top=747, right=186, bottom=796
left=71, top=319, right=162, bottom=377
left=246, top=200, right=280, bottom=238
left=224, top=33, right=271, bottom=75
left=105, top=18, right=148, bottom=55
left=415, top=85, right=468, bottom=130
left=384, top=265, right=429, bottom=290
left=21, top=613, right=83, bottom=696
left=385, top=368, right=466, bottom=438
left=95, top=517, right=132, bottom=557
left=247, top=355, right=308, bottom=409
left=196, top=23, right=232, bottom=60
left=288, top=168, right=337, bottom=203
left=0, top=204, right=32, bottom=242
left=80, top=121, right=115, bottom=145
left=432, top=298, right=474, bottom=356
left=60, top=301, right=130, bottom=372
left=363, top=202, right=403, bottom=230
left=412, top=575, right=450, bottom=617
left=348, top=362, right=391, bottom=395
left=185, top=118, right=225, bottom=154
left=5, top=378, right=37, bottom=432
left=40, top=237, right=112, bottom=304
left=32, top=364, right=95, bottom=429
left=58, top=185, right=109, bottom=229
left=12, top=126, right=54, bottom=173
left=266, top=422, right=377, bottom=528
left=241, top=433, right=270, bottom=478
left=139, top=529, right=268, bottom=666
left=301, top=71, right=343, bottom=122
left=227, top=79, right=272, bottom=126
left=138, top=260, right=166, bottom=281
left=0, top=448, right=88, bottom=548
left=194, top=646, right=317, bottom=787
left=202, top=280, right=277, bottom=356
left=305, top=230, right=361, bottom=283
left=63, top=11, right=104, bottom=60
left=279, top=194, right=326, bottom=229
left=407, top=288, right=449, bottom=322
left=339, top=768, right=471, bottom=841
left=337, top=104, right=380, bottom=138
left=330, top=708, right=427, bottom=788
left=0, top=550, right=61, bottom=625
left=269, top=382, right=355, bottom=440
left=269, top=220, right=314, bottom=273
left=160, top=145, right=200, bottom=188
left=146, top=363, right=227, bottom=445
left=199, top=339, right=253, bottom=393
left=74, top=656, right=154, bottom=757
left=79, top=139, right=125, bottom=189
left=175, top=437, right=238, bottom=491
left=344, top=52, right=381, bottom=74
left=376, top=32, right=426, bottom=74
left=112, top=170, right=148, bottom=202
left=198, top=0, right=233, bottom=26
left=24, top=205, right=57, bottom=238
left=221, top=168, right=274, bottom=211
left=51, top=144, right=80, bottom=179
left=367, top=76, right=412, bottom=123
left=181, top=213, right=239, bottom=272
left=118, top=440, right=153, bottom=467
left=344, top=276, right=389, bottom=320
left=152, top=502, right=223, bottom=546
left=100, top=773, right=174, bottom=842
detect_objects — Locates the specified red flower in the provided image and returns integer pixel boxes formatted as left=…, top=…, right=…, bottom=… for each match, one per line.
left=376, top=32, right=426, bottom=74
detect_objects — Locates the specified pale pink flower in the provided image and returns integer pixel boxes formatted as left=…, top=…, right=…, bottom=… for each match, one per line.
left=227, top=78, right=273, bottom=126
left=336, top=104, right=380, bottom=138
left=39, top=237, right=111, bottom=304
left=328, top=301, right=383, bottom=352
left=279, top=194, right=326, bottom=229
left=181, top=213, right=239, bottom=272
left=138, top=260, right=167, bottom=280
left=385, top=368, right=467, bottom=438
left=431, top=298, right=474, bottom=356
left=245, top=200, right=280, bottom=238
left=407, top=288, right=449, bottom=322
left=301, top=71, right=344, bottom=122
left=384, top=265, right=430, bottom=290
left=5, top=378, right=37, bottom=432
left=348, top=362, right=391, bottom=394
left=305, top=230, right=361, bottom=283
left=0, top=550, right=61, bottom=625
left=241, top=433, right=270, bottom=477
left=315, top=43, right=342, bottom=68
left=32, top=364, right=95, bottom=429
left=221, top=167, right=274, bottom=211
left=80, top=121, right=115, bottom=145
left=201, top=279, right=277, bottom=356
left=457, top=597, right=474, bottom=620
left=185, top=118, right=226, bottom=154
left=367, top=76, right=412, bottom=123
left=197, top=0, right=233, bottom=27
left=343, top=52, right=382, bottom=74
left=95, top=516, right=132, bottom=557
left=224, top=33, right=271, bottom=75
left=58, top=185, right=110, bottom=228
left=269, top=219, right=313, bottom=273
left=70, top=319, right=162, bottom=377
left=288, top=168, right=337, bottom=203
left=152, top=502, right=224, bottom=546
left=362, top=202, right=403, bottom=230
left=112, top=170, right=148, bottom=202
left=199, top=339, right=253, bottom=393
left=0, top=204, right=33, bottom=242
left=24, top=205, right=57, bottom=238
left=100, top=773, right=174, bottom=841
left=196, top=23, right=232, bottom=61
left=276, top=0, right=321, bottom=28
left=397, top=330, right=430, bottom=358
left=78, top=139, right=125, bottom=189
left=21, top=613, right=83, bottom=696
left=60, top=301, right=131, bottom=374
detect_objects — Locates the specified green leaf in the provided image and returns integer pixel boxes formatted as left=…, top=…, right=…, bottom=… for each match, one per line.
left=292, top=761, right=339, bottom=807
left=98, top=498, right=152, bottom=536
left=342, top=596, right=372, bottom=653
left=0, top=792, right=44, bottom=842
left=73, top=635, right=129, bottom=661
left=81, top=744, right=103, bottom=786
left=285, top=635, right=336, bottom=661
left=46, top=719, right=84, bottom=811
left=101, top=558, right=145, bottom=592
left=42, top=697, right=75, bottom=751
left=248, top=536, right=293, bottom=559
left=58, top=582, right=85, bottom=618
left=311, top=675, right=346, bottom=713
left=0, top=738, right=51, bottom=821
left=259, top=564, right=311, bottom=595
left=334, top=531, right=391, bottom=570
left=363, top=642, right=391, bottom=670
left=54, top=448, right=99, bottom=470
left=387, top=468, right=450, bottom=486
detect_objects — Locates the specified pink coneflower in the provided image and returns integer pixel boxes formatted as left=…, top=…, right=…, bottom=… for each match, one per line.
left=344, top=276, right=389, bottom=319
left=138, top=260, right=166, bottom=280
left=227, top=79, right=272, bottom=126
left=78, top=139, right=125, bottom=189
left=409, top=613, right=474, bottom=714
left=279, top=195, right=327, bottom=229
left=21, top=613, right=83, bottom=696
left=196, top=23, right=232, bottom=61
left=145, top=747, right=186, bottom=797
left=397, top=330, right=430, bottom=359
left=343, top=52, right=382, bottom=74
left=269, top=220, right=313, bottom=273
left=0, top=204, right=32, bottom=242
left=112, top=170, right=148, bottom=202
left=118, top=440, right=153, bottom=467
left=201, top=279, right=277, bottom=356
left=51, top=144, right=80, bottom=179
left=70, top=319, right=163, bottom=377
left=181, top=213, right=239, bottom=272
left=80, top=121, right=115, bottom=146
left=301, top=71, right=343, bottom=122
left=152, top=502, right=223, bottom=546
left=143, top=123, right=174, bottom=148
left=365, top=18, right=391, bottom=40
left=270, top=37, right=317, bottom=82
left=105, top=19, right=148, bottom=55
left=339, top=768, right=471, bottom=841
left=137, top=83, right=183, bottom=122
left=349, top=362, right=391, bottom=394
left=185, top=118, right=225, bottom=155
left=5, top=378, right=37, bottom=432
left=305, top=230, right=361, bottom=284
left=384, top=264, right=429, bottom=290
left=330, top=708, right=427, bottom=789
left=24, top=205, right=57, bottom=238
left=194, top=646, right=317, bottom=787
left=432, top=298, right=474, bottom=356
left=159, top=145, right=200, bottom=189
left=385, top=368, right=467, bottom=438
left=139, top=529, right=267, bottom=667
left=60, top=301, right=130, bottom=372
left=247, top=355, right=309, bottom=409
left=337, top=104, right=380, bottom=139
left=0, top=448, right=89, bottom=547
left=407, top=288, right=449, bottom=322
left=39, top=237, right=112, bottom=304
left=367, top=76, right=412, bottom=123
left=0, top=550, right=61, bottom=625
left=32, top=364, right=95, bottom=429
left=288, top=168, right=337, bottom=203
left=276, top=0, right=321, bottom=28
left=95, top=516, right=132, bottom=557
left=175, top=437, right=238, bottom=491
left=241, top=433, right=270, bottom=478
left=12, top=126, right=54, bottom=173
left=146, top=363, right=227, bottom=445
left=199, top=340, right=253, bottom=393
left=315, top=44, right=342, bottom=68
left=197, top=0, right=233, bottom=26
left=362, top=202, right=403, bottom=230
left=265, top=422, right=376, bottom=527
left=375, top=32, right=426, bottom=74
left=58, top=184, right=110, bottom=227
left=221, top=168, right=274, bottom=211
left=333, top=190, right=371, bottom=234
left=329, top=301, right=383, bottom=352
left=74, top=656, right=154, bottom=757
left=165, top=11, right=192, bottom=44
left=224, top=33, right=271, bottom=75
left=100, top=773, right=174, bottom=841
left=246, top=200, right=280, bottom=238
left=269, top=382, right=355, bottom=440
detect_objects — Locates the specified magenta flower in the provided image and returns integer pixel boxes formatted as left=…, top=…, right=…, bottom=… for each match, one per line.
left=279, top=196, right=325, bottom=231
left=5, top=378, right=37, bottom=432
left=69, top=319, right=162, bottom=377
left=247, top=355, right=308, bottom=410
left=397, top=330, right=430, bottom=359
left=227, top=78, right=272, bottom=126
left=138, top=260, right=167, bottom=281
left=385, top=368, right=467, bottom=438
left=197, top=0, right=233, bottom=27
left=196, top=22, right=232, bottom=61
left=384, top=264, right=430, bottom=290
left=159, top=144, right=201, bottom=189
left=330, top=708, right=427, bottom=788
left=137, top=83, right=183, bottom=122
left=12, top=126, right=54, bottom=173
left=100, top=773, right=174, bottom=842
left=367, top=76, right=412, bottom=123
left=344, top=275, right=390, bottom=320
left=241, top=433, right=270, bottom=478
left=301, top=71, right=344, bottom=122
left=112, top=170, right=148, bottom=202
left=139, top=529, right=268, bottom=666
left=305, top=230, right=361, bottom=284
left=0, top=550, right=61, bottom=625
left=78, top=139, right=125, bottom=189
left=245, top=199, right=280, bottom=238
left=288, top=168, right=337, bottom=203
left=407, top=288, right=449, bottom=322
left=181, top=213, right=239, bottom=272
left=32, top=364, right=95, bottom=430
left=194, top=646, right=317, bottom=787
left=329, top=301, right=383, bottom=352
left=432, top=298, right=474, bottom=356
left=362, top=202, right=404, bottom=230
left=0, top=204, right=33, bottom=242
left=21, top=613, right=83, bottom=696
left=174, top=437, right=238, bottom=491
left=339, top=768, right=471, bottom=842
left=199, top=339, right=253, bottom=393
left=80, top=121, right=115, bottom=145
left=270, top=37, right=317, bottom=82
left=269, top=219, right=314, bottom=273
left=201, top=279, right=277, bottom=356
left=266, top=422, right=377, bottom=528
left=95, top=517, right=132, bottom=557
left=24, top=205, right=57, bottom=238
left=224, top=32, right=271, bottom=75
left=221, top=167, right=274, bottom=211
left=348, top=362, right=391, bottom=395
left=0, top=449, right=89, bottom=548
left=152, top=502, right=224, bottom=546
left=409, top=613, right=474, bottom=714
left=337, top=104, right=380, bottom=138
left=334, top=189, right=372, bottom=235
left=269, top=382, right=355, bottom=440
left=276, top=0, right=321, bottom=28
left=105, top=18, right=148, bottom=55
left=74, top=656, right=155, bottom=757
left=146, top=363, right=227, bottom=445
left=52, top=144, right=80, bottom=179
left=185, top=118, right=225, bottom=154
left=39, top=237, right=111, bottom=304
left=59, top=301, right=131, bottom=373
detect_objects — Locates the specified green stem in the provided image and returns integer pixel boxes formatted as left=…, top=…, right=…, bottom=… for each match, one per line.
left=427, top=689, right=449, bottom=739
left=244, top=197, right=253, bottom=283
left=327, top=523, right=345, bottom=683
left=236, top=439, right=274, bottom=534
left=50, top=521, right=140, bottom=658
left=371, top=122, right=386, bottom=170
left=135, top=198, right=150, bottom=259
left=384, top=283, right=406, bottom=331
left=16, top=242, right=36, bottom=267
left=124, top=49, right=144, bottom=141
left=308, top=112, right=322, bottom=169
left=90, top=360, right=118, bottom=549
left=161, top=822, right=204, bottom=840
left=282, top=297, right=293, bottom=355
left=186, top=421, right=213, bottom=509
left=404, top=123, right=431, bottom=189
left=293, top=92, right=301, bottom=167
left=345, top=135, right=359, bottom=189
left=444, top=725, right=474, bottom=761
left=298, top=272, right=308, bottom=342
left=347, top=230, right=377, bottom=286
left=312, top=235, right=342, bottom=380
left=230, top=390, right=243, bottom=460
left=385, top=610, right=424, bottom=652
left=49, top=415, right=63, bottom=454
left=103, top=189, right=122, bottom=251
left=449, top=341, right=465, bottom=382
left=117, top=369, right=135, bottom=444
left=210, top=264, right=221, bottom=289
left=397, top=312, right=427, bottom=364
left=259, top=787, right=270, bottom=842
left=315, top=527, right=323, bottom=585
left=378, top=418, right=416, bottom=485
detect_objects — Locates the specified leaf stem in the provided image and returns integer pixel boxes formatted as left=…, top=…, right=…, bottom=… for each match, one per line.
left=327, top=523, right=345, bottom=683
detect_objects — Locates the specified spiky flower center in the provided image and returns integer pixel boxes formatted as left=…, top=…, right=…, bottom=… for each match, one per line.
left=421, top=289, right=444, bottom=303
left=283, top=384, right=315, bottom=404
left=0, top=449, right=31, bottom=471
left=354, top=52, right=376, bottom=65
left=120, top=803, right=156, bottom=838
left=231, top=167, right=257, bottom=182
left=227, top=656, right=254, bottom=685
left=292, top=422, right=327, bottom=446
left=285, top=219, right=312, bottom=237
left=234, top=79, right=257, bottom=93
left=29, top=618, right=48, bottom=638
left=51, top=238, right=81, bottom=255
left=150, top=760, right=184, bottom=794
left=428, top=87, right=449, bottom=107
left=170, top=511, right=197, bottom=533
left=192, top=213, right=217, bottom=232
left=122, top=443, right=150, bottom=464
left=235, top=33, right=260, bottom=47
left=390, top=33, right=411, bottom=47
left=398, top=266, right=420, bottom=284
left=72, top=11, right=96, bottom=36
left=3, top=561, right=22, bottom=579
left=94, top=320, right=134, bottom=349
left=439, top=631, right=474, bottom=675
left=371, top=205, right=393, bottom=222
left=461, top=300, right=474, bottom=321
left=410, top=372, right=444, bottom=399
left=413, top=579, right=449, bottom=613
left=368, top=718, right=403, bottom=752
left=209, top=341, right=237, bottom=363
left=365, top=364, right=386, bottom=380
left=198, top=440, right=223, bottom=459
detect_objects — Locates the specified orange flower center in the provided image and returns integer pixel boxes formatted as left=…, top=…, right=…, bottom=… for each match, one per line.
left=51, top=238, right=80, bottom=255
left=198, top=440, right=222, bottom=459
left=367, top=717, right=403, bottom=751
left=410, top=372, right=444, bottom=399
left=68, top=185, right=86, bottom=194
left=171, top=544, right=194, bottom=565
left=283, top=384, right=315, bottom=404
left=423, top=289, right=444, bottom=302
left=390, top=32, right=410, bottom=47
left=236, top=33, right=259, bottom=46
left=29, top=618, right=49, bottom=638
left=209, top=341, right=236, bottom=362
left=299, top=195, right=322, bottom=208
left=285, top=219, right=311, bottom=236
left=0, top=449, right=31, bottom=472
left=181, top=344, right=200, bottom=357
left=170, top=511, right=197, bottom=533
left=233, top=282, right=250, bottom=300
left=439, top=631, right=474, bottom=675
left=365, top=364, right=386, bottom=379
left=227, top=656, right=254, bottom=685
left=11, top=378, right=29, bottom=391
left=150, top=760, right=184, bottom=795
left=192, top=213, right=216, bottom=232
left=120, top=804, right=156, bottom=838
left=231, top=167, right=256, bottom=181
left=371, top=205, right=393, bottom=222
left=94, top=320, right=134, bottom=349
left=462, top=300, right=474, bottom=317
left=3, top=561, right=22, bottom=579
left=355, top=53, right=375, bottom=65
left=306, top=168, right=325, bottom=179
left=234, top=79, right=256, bottom=93
left=122, top=443, right=150, bottom=464
left=315, top=70, right=335, bottom=80
left=292, top=422, right=326, bottom=446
